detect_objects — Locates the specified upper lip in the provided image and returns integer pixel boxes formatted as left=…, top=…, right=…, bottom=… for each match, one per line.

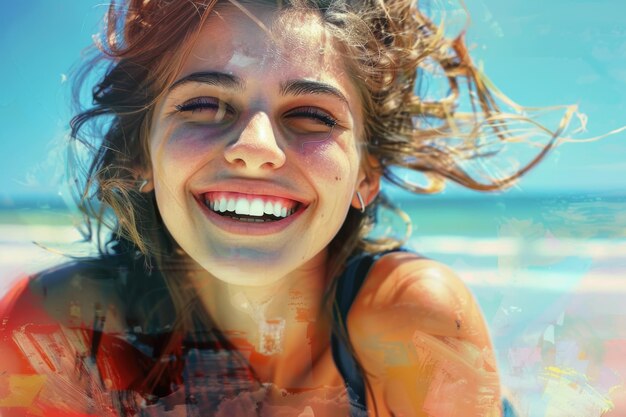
left=194, top=179, right=310, bottom=204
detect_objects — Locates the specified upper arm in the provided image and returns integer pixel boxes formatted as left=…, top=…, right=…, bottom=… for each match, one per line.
left=348, top=252, right=501, bottom=417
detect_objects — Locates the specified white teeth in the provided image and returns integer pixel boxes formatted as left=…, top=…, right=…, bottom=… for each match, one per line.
left=207, top=195, right=298, bottom=219
left=235, top=199, right=250, bottom=215
left=249, top=199, right=264, bottom=216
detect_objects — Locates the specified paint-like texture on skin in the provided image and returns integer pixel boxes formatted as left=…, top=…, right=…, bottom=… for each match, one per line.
left=226, top=51, right=259, bottom=69
left=409, top=331, right=500, bottom=417
left=288, top=290, right=313, bottom=323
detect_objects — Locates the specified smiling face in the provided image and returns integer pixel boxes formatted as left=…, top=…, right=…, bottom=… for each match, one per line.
left=146, top=4, right=378, bottom=285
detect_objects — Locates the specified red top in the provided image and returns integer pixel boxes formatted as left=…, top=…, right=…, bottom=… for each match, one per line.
left=0, top=277, right=113, bottom=416
left=0, top=264, right=260, bottom=417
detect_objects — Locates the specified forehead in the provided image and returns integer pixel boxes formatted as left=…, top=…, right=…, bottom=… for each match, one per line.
left=179, top=4, right=348, bottom=84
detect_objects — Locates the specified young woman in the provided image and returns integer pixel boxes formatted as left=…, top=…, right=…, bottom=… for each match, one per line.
left=0, top=1, right=554, bottom=416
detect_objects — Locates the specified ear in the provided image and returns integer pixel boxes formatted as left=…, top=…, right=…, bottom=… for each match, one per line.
left=137, top=167, right=155, bottom=193
left=351, top=154, right=381, bottom=211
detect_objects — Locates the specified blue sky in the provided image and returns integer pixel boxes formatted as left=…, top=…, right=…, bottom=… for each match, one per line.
left=1, top=0, right=625, bottom=200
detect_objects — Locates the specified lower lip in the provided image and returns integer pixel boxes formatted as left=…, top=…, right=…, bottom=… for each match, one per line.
left=196, top=198, right=306, bottom=236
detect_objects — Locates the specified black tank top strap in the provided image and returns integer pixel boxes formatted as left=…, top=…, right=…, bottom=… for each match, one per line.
left=330, top=248, right=407, bottom=415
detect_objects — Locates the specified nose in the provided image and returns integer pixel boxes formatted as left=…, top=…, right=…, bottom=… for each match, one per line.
left=224, top=112, right=286, bottom=171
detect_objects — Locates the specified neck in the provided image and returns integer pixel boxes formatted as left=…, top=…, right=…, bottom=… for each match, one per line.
left=187, top=250, right=334, bottom=387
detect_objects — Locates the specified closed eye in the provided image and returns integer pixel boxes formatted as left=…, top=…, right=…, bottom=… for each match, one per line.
left=281, top=106, right=338, bottom=144
left=175, top=97, right=235, bottom=124
left=283, top=107, right=337, bottom=128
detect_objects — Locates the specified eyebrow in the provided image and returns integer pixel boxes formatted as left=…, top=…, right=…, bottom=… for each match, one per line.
left=169, top=72, right=350, bottom=106
left=280, top=80, right=349, bottom=105
left=169, top=71, right=245, bottom=92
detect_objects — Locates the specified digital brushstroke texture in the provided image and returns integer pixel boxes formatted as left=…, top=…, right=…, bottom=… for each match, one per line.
left=1, top=0, right=625, bottom=416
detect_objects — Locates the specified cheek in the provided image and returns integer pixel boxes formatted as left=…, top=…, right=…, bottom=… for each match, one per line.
left=151, top=125, right=223, bottom=181
left=161, top=125, right=222, bottom=158
left=296, top=135, right=360, bottom=183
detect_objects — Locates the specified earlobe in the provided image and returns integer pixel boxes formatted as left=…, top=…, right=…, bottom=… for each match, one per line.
left=354, top=191, right=366, bottom=213
left=351, top=179, right=380, bottom=211
left=351, top=156, right=381, bottom=211
left=136, top=168, right=154, bottom=193
left=138, top=178, right=153, bottom=193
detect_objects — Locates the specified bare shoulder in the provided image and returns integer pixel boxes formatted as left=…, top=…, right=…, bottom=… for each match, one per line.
left=346, top=251, right=501, bottom=416
left=348, top=251, right=491, bottom=350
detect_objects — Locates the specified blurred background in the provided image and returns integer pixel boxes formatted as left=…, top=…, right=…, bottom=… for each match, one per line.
left=1, top=1, right=625, bottom=416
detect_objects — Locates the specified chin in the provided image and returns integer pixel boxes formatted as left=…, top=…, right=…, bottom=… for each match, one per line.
left=208, top=264, right=291, bottom=287
left=192, top=248, right=296, bottom=286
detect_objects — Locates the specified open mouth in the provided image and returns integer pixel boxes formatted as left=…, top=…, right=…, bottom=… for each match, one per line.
left=202, top=192, right=303, bottom=223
